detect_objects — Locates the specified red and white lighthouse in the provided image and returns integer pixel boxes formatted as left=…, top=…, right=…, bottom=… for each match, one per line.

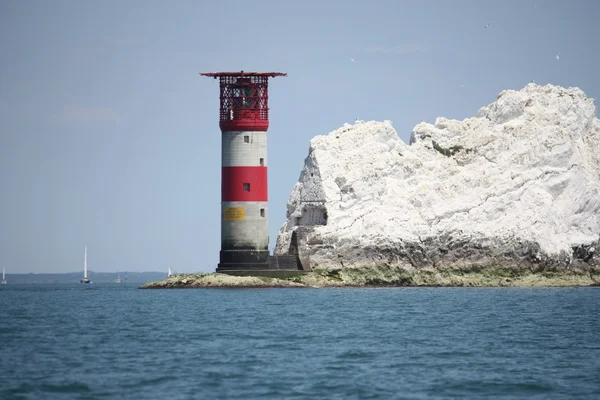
left=201, top=71, right=286, bottom=272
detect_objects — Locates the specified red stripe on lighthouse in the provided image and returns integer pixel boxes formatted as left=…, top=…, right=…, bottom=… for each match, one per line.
left=222, top=166, right=268, bottom=202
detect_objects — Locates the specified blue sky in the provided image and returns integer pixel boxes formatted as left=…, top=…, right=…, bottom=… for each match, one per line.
left=1, top=0, right=599, bottom=274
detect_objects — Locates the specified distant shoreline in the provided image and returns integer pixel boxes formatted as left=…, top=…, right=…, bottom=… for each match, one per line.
left=140, top=266, right=600, bottom=289
left=4, top=271, right=166, bottom=284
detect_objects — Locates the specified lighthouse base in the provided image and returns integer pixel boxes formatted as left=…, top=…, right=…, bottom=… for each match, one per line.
left=217, top=247, right=310, bottom=277
left=217, top=230, right=311, bottom=277
left=216, top=267, right=305, bottom=278
left=217, top=253, right=306, bottom=277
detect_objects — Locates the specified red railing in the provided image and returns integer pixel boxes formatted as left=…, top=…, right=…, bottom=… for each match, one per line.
left=219, top=76, right=270, bottom=122
left=201, top=72, right=286, bottom=131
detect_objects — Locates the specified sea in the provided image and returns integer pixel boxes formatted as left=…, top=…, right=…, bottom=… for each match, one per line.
left=0, top=284, right=598, bottom=399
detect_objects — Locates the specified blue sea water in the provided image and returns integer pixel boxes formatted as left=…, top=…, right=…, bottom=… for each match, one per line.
left=0, top=284, right=599, bottom=399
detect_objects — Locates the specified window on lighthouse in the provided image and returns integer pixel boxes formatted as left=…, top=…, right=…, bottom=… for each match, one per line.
left=259, top=158, right=264, bottom=166
left=243, top=183, right=250, bottom=192
left=260, top=209, right=265, bottom=217
left=244, top=135, right=249, bottom=143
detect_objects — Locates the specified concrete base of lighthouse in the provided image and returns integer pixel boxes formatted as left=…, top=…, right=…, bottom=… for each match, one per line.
left=216, top=230, right=311, bottom=277
left=217, top=256, right=304, bottom=278
left=217, top=253, right=308, bottom=278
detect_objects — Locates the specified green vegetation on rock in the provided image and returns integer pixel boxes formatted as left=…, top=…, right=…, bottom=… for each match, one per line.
left=140, top=265, right=600, bottom=289
left=432, top=140, right=472, bottom=157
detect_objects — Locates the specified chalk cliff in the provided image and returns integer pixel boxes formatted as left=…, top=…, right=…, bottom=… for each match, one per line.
left=275, top=84, right=600, bottom=271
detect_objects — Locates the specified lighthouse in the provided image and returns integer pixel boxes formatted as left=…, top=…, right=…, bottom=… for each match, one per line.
left=201, top=71, right=300, bottom=274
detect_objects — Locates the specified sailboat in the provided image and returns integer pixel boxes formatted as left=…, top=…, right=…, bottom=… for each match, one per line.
left=115, top=271, right=122, bottom=284
left=80, top=246, right=90, bottom=284
left=168, top=266, right=173, bottom=277
left=1, top=267, right=6, bottom=285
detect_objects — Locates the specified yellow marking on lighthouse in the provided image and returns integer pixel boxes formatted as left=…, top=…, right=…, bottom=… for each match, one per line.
left=224, top=207, right=245, bottom=221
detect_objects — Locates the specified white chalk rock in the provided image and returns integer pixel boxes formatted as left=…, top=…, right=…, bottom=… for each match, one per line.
left=275, top=84, right=600, bottom=270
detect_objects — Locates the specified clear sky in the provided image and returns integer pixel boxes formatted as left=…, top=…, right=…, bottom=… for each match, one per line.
left=1, top=0, right=599, bottom=274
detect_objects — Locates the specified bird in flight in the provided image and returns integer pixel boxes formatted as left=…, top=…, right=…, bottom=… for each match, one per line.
left=556, top=54, right=560, bottom=61
left=351, top=58, right=356, bottom=63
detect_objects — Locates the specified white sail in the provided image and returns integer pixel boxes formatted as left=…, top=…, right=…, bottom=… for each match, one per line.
left=1, top=267, right=6, bottom=284
left=168, top=266, right=172, bottom=277
left=80, top=246, right=90, bottom=283
left=84, top=246, right=88, bottom=279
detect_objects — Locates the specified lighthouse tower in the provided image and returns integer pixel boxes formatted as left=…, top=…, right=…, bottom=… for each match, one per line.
left=201, top=71, right=286, bottom=273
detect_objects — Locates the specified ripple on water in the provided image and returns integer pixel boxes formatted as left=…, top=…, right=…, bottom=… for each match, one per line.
left=39, top=382, right=91, bottom=394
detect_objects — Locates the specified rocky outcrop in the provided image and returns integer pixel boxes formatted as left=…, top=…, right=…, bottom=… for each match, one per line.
left=140, top=269, right=600, bottom=288
left=275, top=84, right=600, bottom=272
left=140, top=273, right=305, bottom=289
